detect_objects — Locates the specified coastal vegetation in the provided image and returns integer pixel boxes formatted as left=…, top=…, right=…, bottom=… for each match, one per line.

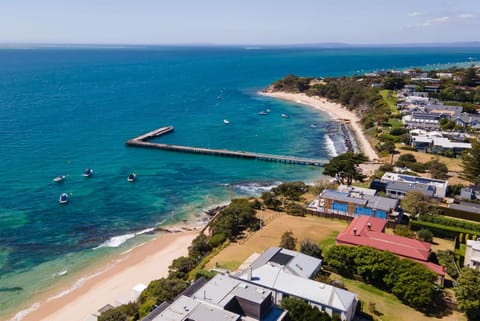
left=99, top=198, right=260, bottom=320
left=323, top=152, right=368, bottom=185
left=324, top=245, right=438, bottom=311
left=462, top=139, right=480, bottom=184
left=455, top=268, right=480, bottom=320
left=281, top=297, right=338, bottom=321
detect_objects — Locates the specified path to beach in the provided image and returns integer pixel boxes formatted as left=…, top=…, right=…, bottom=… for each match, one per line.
left=261, top=92, right=379, bottom=161
left=15, top=230, right=197, bottom=321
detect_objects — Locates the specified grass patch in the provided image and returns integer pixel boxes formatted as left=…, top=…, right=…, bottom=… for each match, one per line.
left=318, top=231, right=340, bottom=252
left=215, top=260, right=242, bottom=271
left=336, top=275, right=465, bottom=321
left=380, top=89, right=398, bottom=113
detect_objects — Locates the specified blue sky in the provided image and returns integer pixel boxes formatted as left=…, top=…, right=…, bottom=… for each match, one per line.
left=0, top=0, right=478, bottom=45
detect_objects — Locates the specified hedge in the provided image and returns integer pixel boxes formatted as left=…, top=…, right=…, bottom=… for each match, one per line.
left=419, top=214, right=480, bottom=233
left=410, top=220, right=479, bottom=239
left=436, top=206, right=480, bottom=223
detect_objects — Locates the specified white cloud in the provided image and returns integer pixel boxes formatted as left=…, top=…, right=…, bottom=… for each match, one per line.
left=457, top=13, right=474, bottom=19
left=408, top=11, right=423, bottom=17
left=423, top=16, right=449, bottom=26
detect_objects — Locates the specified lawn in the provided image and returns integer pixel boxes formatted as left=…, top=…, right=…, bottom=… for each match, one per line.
left=205, top=211, right=348, bottom=271
left=379, top=89, right=399, bottom=113
left=334, top=276, right=466, bottom=321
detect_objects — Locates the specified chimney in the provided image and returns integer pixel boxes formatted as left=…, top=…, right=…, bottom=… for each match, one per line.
left=367, top=223, right=372, bottom=230
left=247, top=267, right=252, bottom=281
left=353, top=228, right=358, bottom=236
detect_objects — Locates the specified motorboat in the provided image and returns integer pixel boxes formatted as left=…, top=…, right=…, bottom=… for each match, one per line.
left=59, top=193, right=68, bottom=204
left=281, top=114, right=289, bottom=118
left=310, top=124, right=318, bottom=128
left=223, top=119, right=230, bottom=124
left=258, top=111, right=267, bottom=115
left=128, top=173, right=136, bottom=182
left=53, top=175, right=66, bottom=183
left=83, top=168, right=93, bottom=177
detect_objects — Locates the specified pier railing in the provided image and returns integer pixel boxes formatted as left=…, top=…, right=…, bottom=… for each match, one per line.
left=126, top=126, right=327, bottom=167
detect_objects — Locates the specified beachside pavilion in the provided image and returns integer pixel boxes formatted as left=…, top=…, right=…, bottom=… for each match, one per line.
left=336, top=216, right=445, bottom=285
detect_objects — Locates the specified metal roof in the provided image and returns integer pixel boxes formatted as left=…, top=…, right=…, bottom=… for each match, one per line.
left=321, top=190, right=367, bottom=205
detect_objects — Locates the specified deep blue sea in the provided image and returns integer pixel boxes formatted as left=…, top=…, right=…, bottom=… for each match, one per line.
left=1, top=46, right=479, bottom=318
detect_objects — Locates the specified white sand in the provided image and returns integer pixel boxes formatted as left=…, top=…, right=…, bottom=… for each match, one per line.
left=11, top=231, right=197, bottom=321
left=261, top=92, right=379, bottom=161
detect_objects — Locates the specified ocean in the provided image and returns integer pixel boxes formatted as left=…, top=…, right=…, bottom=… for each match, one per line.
left=1, top=46, right=479, bottom=318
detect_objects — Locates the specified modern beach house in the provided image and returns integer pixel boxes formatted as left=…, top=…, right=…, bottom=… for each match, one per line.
left=307, top=186, right=399, bottom=220
left=377, top=172, right=448, bottom=199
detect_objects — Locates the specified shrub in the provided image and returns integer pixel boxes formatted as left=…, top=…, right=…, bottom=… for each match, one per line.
left=286, top=203, right=306, bottom=216
left=394, top=225, right=414, bottom=238
left=300, top=239, right=322, bottom=259
left=208, top=233, right=226, bottom=248
left=417, top=229, right=434, bottom=243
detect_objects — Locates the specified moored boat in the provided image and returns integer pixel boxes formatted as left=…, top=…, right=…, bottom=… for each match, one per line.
left=223, top=119, right=230, bottom=124
left=128, top=173, right=136, bottom=182
left=53, top=175, right=66, bottom=183
left=281, top=114, right=289, bottom=118
left=59, top=193, right=68, bottom=204
left=258, top=111, right=267, bottom=115
left=83, top=168, right=93, bottom=177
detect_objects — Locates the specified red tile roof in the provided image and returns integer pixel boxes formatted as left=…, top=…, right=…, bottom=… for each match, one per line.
left=336, top=216, right=444, bottom=276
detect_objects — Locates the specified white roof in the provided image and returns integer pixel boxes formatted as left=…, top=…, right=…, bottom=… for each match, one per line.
left=239, top=264, right=356, bottom=313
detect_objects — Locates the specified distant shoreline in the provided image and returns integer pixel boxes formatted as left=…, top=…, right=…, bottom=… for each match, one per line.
left=260, top=91, right=379, bottom=161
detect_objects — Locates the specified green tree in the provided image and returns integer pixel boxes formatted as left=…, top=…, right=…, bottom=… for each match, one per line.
left=188, top=234, right=211, bottom=260
left=286, top=203, right=306, bottom=216
left=272, top=182, right=308, bottom=201
left=460, top=66, right=479, bottom=87
left=323, top=152, right=368, bottom=185
left=279, top=230, right=297, bottom=250
left=281, top=297, right=332, bottom=321
left=138, top=278, right=188, bottom=317
left=98, top=302, right=139, bottom=321
left=300, top=239, right=322, bottom=259
left=168, top=256, right=197, bottom=279
left=324, top=245, right=356, bottom=276
left=261, top=191, right=282, bottom=210
left=425, top=159, right=449, bottom=179
left=463, top=139, right=480, bottom=184
left=417, top=229, right=434, bottom=243
left=455, top=268, right=480, bottom=320
left=401, top=191, right=428, bottom=215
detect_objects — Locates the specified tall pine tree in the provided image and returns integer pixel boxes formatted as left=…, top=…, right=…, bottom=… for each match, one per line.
left=462, top=139, right=480, bottom=185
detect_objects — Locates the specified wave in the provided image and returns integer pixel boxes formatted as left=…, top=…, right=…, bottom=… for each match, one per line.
left=93, top=227, right=155, bottom=250
left=232, top=181, right=282, bottom=196
left=324, top=135, right=339, bottom=157
left=46, top=266, right=112, bottom=302
left=8, top=302, right=40, bottom=321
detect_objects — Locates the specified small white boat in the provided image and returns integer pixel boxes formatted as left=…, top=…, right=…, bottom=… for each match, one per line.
left=83, top=168, right=93, bottom=177
left=266, top=109, right=271, bottom=113
left=223, top=119, right=230, bottom=124
left=59, top=193, right=68, bottom=204
left=281, top=114, right=289, bottom=118
left=53, top=175, right=66, bottom=183
left=128, top=173, right=136, bottom=182
left=258, top=111, right=267, bottom=115
left=310, top=124, right=318, bottom=128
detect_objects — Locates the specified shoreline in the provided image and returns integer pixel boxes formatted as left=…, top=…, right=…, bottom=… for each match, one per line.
left=7, top=230, right=198, bottom=321
left=260, top=91, right=379, bottom=161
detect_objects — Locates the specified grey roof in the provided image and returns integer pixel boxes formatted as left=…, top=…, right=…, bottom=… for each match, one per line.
left=386, top=181, right=435, bottom=197
left=425, top=104, right=463, bottom=115
left=321, top=190, right=367, bottom=206
left=411, top=112, right=440, bottom=120
left=457, top=113, right=480, bottom=124
left=152, top=295, right=240, bottom=321
left=238, top=264, right=357, bottom=315
left=142, top=302, right=171, bottom=321
left=248, top=247, right=322, bottom=279
left=362, top=195, right=399, bottom=211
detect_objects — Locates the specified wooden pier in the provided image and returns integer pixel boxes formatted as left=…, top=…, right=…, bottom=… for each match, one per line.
left=126, top=126, right=327, bottom=167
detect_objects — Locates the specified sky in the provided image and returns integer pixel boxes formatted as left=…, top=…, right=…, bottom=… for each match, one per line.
left=0, top=0, right=479, bottom=45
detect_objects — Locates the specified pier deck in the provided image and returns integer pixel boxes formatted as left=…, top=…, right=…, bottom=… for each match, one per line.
left=126, top=126, right=327, bottom=167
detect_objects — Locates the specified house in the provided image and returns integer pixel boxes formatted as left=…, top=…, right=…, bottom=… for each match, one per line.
left=424, top=84, right=441, bottom=93
left=380, top=172, right=448, bottom=199
left=424, top=104, right=463, bottom=120
left=247, top=246, right=322, bottom=279
left=455, top=113, right=480, bottom=130
left=307, top=187, right=399, bottom=220
left=237, top=248, right=358, bottom=321
left=464, top=239, right=480, bottom=271
left=145, top=274, right=287, bottom=321
left=403, top=112, right=440, bottom=130
left=336, top=216, right=445, bottom=284
left=411, top=134, right=471, bottom=155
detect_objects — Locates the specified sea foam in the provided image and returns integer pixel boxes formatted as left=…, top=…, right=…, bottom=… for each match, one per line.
left=325, top=135, right=339, bottom=157
left=8, top=303, right=40, bottom=321
left=93, top=227, right=155, bottom=250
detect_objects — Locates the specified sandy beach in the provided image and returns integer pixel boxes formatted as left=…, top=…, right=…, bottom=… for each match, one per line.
left=261, top=92, right=379, bottom=161
left=9, top=230, right=198, bottom=321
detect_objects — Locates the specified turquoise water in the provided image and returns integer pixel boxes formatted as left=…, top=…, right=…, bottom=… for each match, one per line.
left=1, top=46, right=479, bottom=317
